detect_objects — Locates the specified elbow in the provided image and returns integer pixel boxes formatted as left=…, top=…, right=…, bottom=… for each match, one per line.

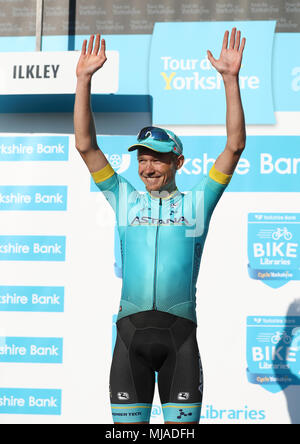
left=75, top=144, right=91, bottom=154
left=233, top=144, right=246, bottom=155
left=227, top=137, right=246, bottom=155
left=75, top=138, right=96, bottom=154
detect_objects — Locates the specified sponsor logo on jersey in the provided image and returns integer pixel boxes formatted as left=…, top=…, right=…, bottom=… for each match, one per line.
left=130, top=215, right=191, bottom=226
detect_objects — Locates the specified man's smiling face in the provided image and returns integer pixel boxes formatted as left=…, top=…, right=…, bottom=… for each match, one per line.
left=137, top=147, right=184, bottom=192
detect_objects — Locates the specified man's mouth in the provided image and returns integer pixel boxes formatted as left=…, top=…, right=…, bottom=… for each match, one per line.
left=144, top=176, right=161, bottom=181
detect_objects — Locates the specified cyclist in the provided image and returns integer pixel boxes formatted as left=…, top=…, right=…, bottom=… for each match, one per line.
left=74, top=28, right=246, bottom=424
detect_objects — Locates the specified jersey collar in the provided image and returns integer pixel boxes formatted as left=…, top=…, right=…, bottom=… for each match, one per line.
left=147, top=188, right=181, bottom=202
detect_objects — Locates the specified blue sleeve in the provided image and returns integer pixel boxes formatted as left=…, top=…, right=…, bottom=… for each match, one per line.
left=191, top=163, right=232, bottom=229
left=91, top=163, right=138, bottom=222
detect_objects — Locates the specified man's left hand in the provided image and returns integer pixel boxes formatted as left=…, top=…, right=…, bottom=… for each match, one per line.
left=207, top=28, right=246, bottom=79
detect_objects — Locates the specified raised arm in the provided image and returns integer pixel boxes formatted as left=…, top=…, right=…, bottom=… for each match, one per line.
left=207, top=28, right=246, bottom=175
left=74, top=34, right=108, bottom=173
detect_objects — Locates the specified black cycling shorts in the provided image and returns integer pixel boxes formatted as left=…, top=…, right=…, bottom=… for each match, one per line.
left=110, top=310, right=203, bottom=423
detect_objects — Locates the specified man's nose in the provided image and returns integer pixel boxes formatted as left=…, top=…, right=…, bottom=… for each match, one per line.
left=144, top=162, right=155, bottom=174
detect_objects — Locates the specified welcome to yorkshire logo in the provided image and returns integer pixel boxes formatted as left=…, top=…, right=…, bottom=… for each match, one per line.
left=160, top=55, right=260, bottom=92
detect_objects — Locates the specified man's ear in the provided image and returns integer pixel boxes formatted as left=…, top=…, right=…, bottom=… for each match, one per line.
left=176, top=155, right=185, bottom=170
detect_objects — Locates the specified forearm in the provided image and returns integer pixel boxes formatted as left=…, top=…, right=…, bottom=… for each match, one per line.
left=74, top=75, right=98, bottom=153
left=223, top=75, right=246, bottom=153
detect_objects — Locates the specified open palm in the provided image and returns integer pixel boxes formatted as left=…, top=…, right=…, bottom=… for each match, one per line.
left=76, top=34, right=107, bottom=79
left=207, top=28, right=246, bottom=77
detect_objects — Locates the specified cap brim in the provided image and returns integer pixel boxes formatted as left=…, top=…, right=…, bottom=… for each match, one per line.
left=128, top=141, right=174, bottom=154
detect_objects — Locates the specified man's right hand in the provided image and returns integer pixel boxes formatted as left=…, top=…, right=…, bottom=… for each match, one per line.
left=74, top=34, right=109, bottom=172
left=76, top=34, right=107, bottom=80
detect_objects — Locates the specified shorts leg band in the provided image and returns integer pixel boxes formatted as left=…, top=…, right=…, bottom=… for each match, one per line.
left=162, top=403, right=202, bottom=423
left=111, top=403, right=152, bottom=423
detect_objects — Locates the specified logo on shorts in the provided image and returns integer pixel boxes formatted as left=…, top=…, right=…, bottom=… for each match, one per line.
left=117, top=392, right=130, bottom=401
left=177, top=392, right=190, bottom=401
left=177, top=409, right=193, bottom=420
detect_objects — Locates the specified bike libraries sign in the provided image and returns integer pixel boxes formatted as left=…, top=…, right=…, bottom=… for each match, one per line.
left=247, top=213, right=300, bottom=289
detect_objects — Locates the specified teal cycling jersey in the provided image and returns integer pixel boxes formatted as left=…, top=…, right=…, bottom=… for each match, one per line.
left=92, top=163, right=231, bottom=324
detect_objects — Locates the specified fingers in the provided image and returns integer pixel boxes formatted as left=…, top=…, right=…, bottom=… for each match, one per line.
left=222, top=30, right=229, bottom=50
left=81, top=39, right=87, bottom=55
left=207, top=50, right=216, bottom=67
left=85, top=34, right=106, bottom=57
left=239, top=37, right=246, bottom=54
left=229, top=27, right=236, bottom=49
left=223, top=28, right=245, bottom=52
left=100, top=38, right=106, bottom=56
left=234, top=30, right=241, bottom=51
left=87, top=35, right=94, bottom=55
left=93, top=34, right=101, bottom=55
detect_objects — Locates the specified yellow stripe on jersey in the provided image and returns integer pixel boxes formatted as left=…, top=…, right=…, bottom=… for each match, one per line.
left=91, top=163, right=115, bottom=183
left=209, top=164, right=232, bottom=185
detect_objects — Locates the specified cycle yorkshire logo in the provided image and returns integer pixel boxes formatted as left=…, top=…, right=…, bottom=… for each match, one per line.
left=248, top=213, right=300, bottom=289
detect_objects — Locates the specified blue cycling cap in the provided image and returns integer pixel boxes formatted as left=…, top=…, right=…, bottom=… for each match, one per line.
left=128, top=127, right=183, bottom=156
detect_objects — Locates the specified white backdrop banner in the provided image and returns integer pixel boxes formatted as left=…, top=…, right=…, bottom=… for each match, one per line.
left=0, top=51, right=119, bottom=95
left=0, top=124, right=299, bottom=424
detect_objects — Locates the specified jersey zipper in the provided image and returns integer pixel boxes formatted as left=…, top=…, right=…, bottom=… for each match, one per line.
left=153, top=198, right=162, bottom=310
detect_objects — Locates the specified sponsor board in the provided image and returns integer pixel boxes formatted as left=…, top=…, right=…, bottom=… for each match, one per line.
left=0, top=51, right=119, bottom=95
left=0, top=236, right=66, bottom=262
left=0, top=136, right=69, bottom=161
left=0, top=186, right=67, bottom=211
left=248, top=214, right=300, bottom=289
left=247, top=316, right=300, bottom=393
left=0, top=388, right=62, bottom=415
left=149, top=21, right=276, bottom=124
left=0, top=337, right=63, bottom=364
left=0, top=286, right=64, bottom=312
left=90, top=136, right=300, bottom=193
